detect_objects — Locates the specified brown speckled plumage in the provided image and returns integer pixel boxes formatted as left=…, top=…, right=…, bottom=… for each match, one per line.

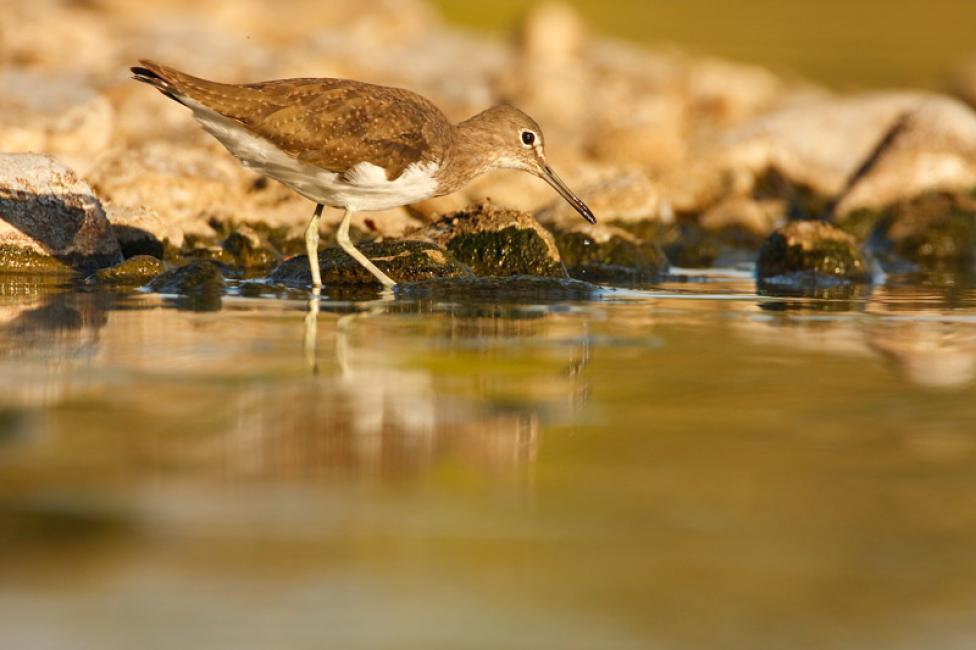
left=132, top=60, right=458, bottom=183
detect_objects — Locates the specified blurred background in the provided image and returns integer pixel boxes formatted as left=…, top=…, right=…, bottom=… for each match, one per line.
left=436, top=0, right=976, bottom=89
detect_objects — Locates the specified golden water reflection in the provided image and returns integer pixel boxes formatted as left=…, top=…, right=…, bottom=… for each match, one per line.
left=1, top=276, right=976, bottom=649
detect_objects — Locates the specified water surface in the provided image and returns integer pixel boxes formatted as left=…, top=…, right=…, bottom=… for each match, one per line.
left=1, top=273, right=975, bottom=649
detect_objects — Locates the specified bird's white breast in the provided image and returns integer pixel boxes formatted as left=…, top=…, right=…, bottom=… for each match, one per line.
left=187, top=99, right=440, bottom=212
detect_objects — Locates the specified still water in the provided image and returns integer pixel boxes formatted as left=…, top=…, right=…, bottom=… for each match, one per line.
left=1, top=272, right=976, bottom=649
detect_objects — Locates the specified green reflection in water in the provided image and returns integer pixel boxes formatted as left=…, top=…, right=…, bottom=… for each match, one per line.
left=0, top=275, right=975, bottom=649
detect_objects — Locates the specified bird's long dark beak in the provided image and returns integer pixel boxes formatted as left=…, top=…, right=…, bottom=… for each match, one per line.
left=542, top=164, right=597, bottom=224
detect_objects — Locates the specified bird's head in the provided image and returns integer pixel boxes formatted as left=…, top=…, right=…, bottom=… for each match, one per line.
left=459, top=105, right=597, bottom=224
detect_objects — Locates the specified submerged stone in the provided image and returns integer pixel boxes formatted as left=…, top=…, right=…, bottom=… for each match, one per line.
left=553, top=222, right=668, bottom=282
left=757, top=220, right=871, bottom=289
left=268, top=240, right=472, bottom=288
left=148, top=260, right=225, bottom=295
left=418, top=203, right=566, bottom=278
left=92, top=255, right=164, bottom=286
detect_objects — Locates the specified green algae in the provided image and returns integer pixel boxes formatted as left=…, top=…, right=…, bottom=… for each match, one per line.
left=222, top=229, right=281, bottom=270
left=92, top=255, right=164, bottom=286
left=148, top=260, right=226, bottom=295
left=757, top=221, right=871, bottom=286
left=0, top=245, right=75, bottom=275
left=445, top=226, right=566, bottom=278
left=867, top=193, right=976, bottom=272
left=553, top=229, right=668, bottom=283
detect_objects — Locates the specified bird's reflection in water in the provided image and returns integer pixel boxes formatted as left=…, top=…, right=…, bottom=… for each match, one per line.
left=225, top=288, right=596, bottom=480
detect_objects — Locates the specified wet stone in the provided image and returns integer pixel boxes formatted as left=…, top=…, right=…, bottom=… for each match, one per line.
left=268, top=240, right=473, bottom=288
left=756, top=220, right=872, bottom=290
left=148, top=260, right=226, bottom=295
left=92, top=255, right=164, bottom=286
left=419, top=203, right=566, bottom=278
left=553, top=223, right=668, bottom=283
left=658, top=220, right=767, bottom=269
left=866, top=193, right=976, bottom=273
left=222, top=226, right=281, bottom=270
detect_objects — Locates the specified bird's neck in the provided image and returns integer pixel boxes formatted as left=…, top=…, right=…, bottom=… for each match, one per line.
left=437, top=112, right=504, bottom=194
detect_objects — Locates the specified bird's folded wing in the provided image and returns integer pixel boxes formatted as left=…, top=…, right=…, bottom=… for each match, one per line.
left=133, top=61, right=451, bottom=181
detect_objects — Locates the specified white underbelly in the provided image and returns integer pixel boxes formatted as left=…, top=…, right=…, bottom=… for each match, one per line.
left=188, top=100, right=440, bottom=211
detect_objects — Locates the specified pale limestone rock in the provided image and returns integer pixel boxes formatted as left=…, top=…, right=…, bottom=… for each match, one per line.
left=0, top=153, right=122, bottom=271
left=0, top=70, right=114, bottom=173
left=684, top=57, right=787, bottom=125
left=834, top=96, right=976, bottom=215
left=0, top=1, right=120, bottom=77
left=535, top=170, right=661, bottom=228
left=699, top=197, right=788, bottom=236
left=87, top=143, right=249, bottom=239
left=104, top=203, right=185, bottom=255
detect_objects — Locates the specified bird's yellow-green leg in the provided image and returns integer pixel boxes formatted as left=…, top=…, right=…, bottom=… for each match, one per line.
left=336, top=207, right=397, bottom=289
left=305, top=203, right=325, bottom=288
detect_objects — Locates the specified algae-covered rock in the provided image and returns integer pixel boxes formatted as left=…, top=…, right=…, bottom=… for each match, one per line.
left=553, top=222, right=668, bottom=283
left=268, top=240, right=472, bottom=288
left=148, top=260, right=225, bottom=295
left=867, top=193, right=976, bottom=273
left=419, top=203, right=566, bottom=278
left=0, top=153, right=122, bottom=274
left=222, top=225, right=281, bottom=270
left=92, top=255, right=164, bottom=286
left=757, top=220, right=872, bottom=289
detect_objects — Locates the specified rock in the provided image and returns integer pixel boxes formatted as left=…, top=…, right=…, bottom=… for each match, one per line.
left=417, top=203, right=566, bottom=278
left=408, top=193, right=470, bottom=221
left=679, top=92, right=943, bottom=219
left=268, top=241, right=472, bottom=288
left=833, top=97, right=976, bottom=216
left=535, top=171, right=662, bottom=234
left=148, top=260, right=226, bottom=295
left=104, top=203, right=184, bottom=259
left=700, top=196, right=787, bottom=235
left=584, top=97, right=688, bottom=171
left=0, top=153, right=122, bottom=273
left=866, top=193, right=976, bottom=273
left=92, top=255, right=164, bottom=286
left=683, top=57, right=788, bottom=126
left=0, top=2, right=121, bottom=79
left=658, top=196, right=787, bottom=269
left=553, top=223, right=668, bottom=283
left=221, top=225, right=280, bottom=270
left=0, top=70, right=114, bottom=173
left=756, top=221, right=872, bottom=290
left=86, top=143, right=248, bottom=240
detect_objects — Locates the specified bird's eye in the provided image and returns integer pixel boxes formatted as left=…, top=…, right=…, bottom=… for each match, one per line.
left=521, top=130, right=536, bottom=147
